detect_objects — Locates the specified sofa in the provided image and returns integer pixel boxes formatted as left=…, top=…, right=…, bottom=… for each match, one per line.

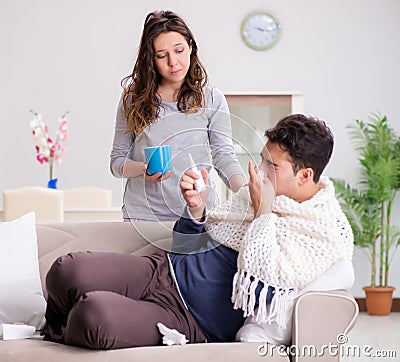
left=0, top=221, right=359, bottom=362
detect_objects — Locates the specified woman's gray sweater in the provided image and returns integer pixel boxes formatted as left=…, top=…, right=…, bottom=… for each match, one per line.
left=110, top=86, right=244, bottom=221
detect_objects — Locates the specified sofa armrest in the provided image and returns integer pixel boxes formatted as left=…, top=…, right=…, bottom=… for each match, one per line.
left=292, top=290, right=358, bottom=362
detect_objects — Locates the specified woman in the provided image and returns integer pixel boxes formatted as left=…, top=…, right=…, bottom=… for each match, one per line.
left=110, top=10, right=246, bottom=221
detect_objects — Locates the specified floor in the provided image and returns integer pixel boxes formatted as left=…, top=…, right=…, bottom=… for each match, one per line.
left=340, top=312, right=400, bottom=361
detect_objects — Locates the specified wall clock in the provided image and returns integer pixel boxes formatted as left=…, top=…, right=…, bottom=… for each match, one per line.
left=240, top=11, right=281, bottom=51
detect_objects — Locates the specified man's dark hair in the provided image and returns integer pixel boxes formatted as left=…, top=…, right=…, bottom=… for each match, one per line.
left=265, top=114, right=334, bottom=182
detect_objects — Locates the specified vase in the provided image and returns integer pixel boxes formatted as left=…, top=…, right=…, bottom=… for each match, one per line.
left=363, top=286, right=395, bottom=315
left=47, top=178, right=58, bottom=189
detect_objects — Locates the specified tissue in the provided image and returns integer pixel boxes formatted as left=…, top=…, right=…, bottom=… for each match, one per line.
left=2, top=323, right=36, bottom=340
left=157, top=322, right=188, bottom=346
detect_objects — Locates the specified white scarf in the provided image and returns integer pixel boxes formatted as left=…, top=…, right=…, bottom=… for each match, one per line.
left=205, top=177, right=354, bottom=328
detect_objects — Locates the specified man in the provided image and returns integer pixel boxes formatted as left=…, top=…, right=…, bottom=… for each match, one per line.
left=171, top=113, right=354, bottom=343
left=42, top=114, right=353, bottom=349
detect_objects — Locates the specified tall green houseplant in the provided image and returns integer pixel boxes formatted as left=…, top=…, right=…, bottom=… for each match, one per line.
left=333, top=114, right=400, bottom=290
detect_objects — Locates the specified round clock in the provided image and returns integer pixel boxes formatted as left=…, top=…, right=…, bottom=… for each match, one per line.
left=240, top=11, right=281, bottom=51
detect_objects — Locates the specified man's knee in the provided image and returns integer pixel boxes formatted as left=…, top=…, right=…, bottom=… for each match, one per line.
left=64, top=291, right=116, bottom=349
left=46, top=253, right=78, bottom=296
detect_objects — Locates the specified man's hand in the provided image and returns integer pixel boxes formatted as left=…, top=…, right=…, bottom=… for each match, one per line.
left=248, top=160, right=275, bottom=219
left=180, top=168, right=209, bottom=221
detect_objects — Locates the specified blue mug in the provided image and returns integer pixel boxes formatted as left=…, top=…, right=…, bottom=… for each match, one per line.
left=144, top=145, right=173, bottom=175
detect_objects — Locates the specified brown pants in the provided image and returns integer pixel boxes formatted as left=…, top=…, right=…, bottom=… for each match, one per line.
left=42, top=250, right=206, bottom=349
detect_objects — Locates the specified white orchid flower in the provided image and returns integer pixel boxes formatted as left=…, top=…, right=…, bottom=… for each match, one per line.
left=29, top=110, right=69, bottom=181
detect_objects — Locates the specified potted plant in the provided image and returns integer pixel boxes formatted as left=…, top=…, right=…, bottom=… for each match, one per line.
left=30, top=110, right=69, bottom=189
left=333, top=113, right=400, bottom=315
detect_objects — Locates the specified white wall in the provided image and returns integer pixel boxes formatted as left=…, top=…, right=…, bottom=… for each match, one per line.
left=1, top=0, right=399, bottom=297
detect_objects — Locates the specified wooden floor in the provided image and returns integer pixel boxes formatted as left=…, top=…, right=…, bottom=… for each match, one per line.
left=341, top=312, right=400, bottom=361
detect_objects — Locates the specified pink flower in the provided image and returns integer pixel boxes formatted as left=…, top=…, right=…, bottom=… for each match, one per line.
left=30, top=110, right=69, bottom=180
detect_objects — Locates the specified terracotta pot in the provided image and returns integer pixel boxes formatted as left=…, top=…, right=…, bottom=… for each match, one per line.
left=363, top=286, right=395, bottom=316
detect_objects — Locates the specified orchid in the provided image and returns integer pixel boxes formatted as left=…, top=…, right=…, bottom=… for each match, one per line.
left=30, top=110, right=69, bottom=181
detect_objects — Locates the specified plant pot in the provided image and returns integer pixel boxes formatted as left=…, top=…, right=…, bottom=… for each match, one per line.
left=363, top=286, right=395, bottom=316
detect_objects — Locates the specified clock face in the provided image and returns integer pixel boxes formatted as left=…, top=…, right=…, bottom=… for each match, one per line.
left=241, top=12, right=281, bottom=51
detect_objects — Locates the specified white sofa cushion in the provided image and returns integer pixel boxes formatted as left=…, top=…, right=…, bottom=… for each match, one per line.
left=0, top=212, right=46, bottom=336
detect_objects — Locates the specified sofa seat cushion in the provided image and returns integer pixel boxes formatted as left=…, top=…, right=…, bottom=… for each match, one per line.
left=0, top=338, right=288, bottom=362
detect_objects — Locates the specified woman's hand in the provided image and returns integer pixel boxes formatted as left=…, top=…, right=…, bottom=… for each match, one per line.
left=145, top=170, right=174, bottom=183
left=122, top=160, right=148, bottom=178
left=248, top=160, right=275, bottom=219
left=180, top=169, right=209, bottom=220
left=227, top=173, right=247, bottom=192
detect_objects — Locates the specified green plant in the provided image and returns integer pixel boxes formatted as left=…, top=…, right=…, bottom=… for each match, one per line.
left=333, top=113, right=400, bottom=287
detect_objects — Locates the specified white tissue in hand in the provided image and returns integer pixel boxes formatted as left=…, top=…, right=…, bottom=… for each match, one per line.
left=157, top=322, right=188, bottom=346
left=2, top=323, right=36, bottom=340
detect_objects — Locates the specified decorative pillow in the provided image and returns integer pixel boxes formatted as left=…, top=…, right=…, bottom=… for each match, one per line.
left=0, top=212, right=46, bottom=336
